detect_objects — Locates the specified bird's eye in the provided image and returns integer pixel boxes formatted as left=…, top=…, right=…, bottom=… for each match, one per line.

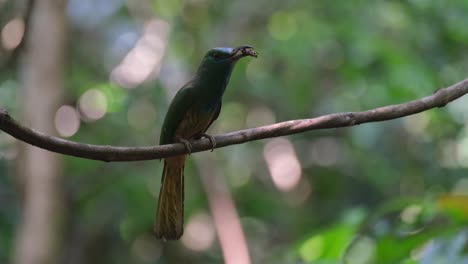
left=212, top=53, right=221, bottom=59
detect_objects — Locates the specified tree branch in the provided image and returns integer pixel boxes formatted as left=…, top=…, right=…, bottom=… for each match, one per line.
left=1, top=78, right=467, bottom=162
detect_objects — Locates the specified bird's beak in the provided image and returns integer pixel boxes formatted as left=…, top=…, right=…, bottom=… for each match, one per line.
left=229, top=45, right=258, bottom=60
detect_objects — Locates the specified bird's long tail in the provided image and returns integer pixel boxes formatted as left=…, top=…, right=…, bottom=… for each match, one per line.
left=155, top=155, right=186, bottom=240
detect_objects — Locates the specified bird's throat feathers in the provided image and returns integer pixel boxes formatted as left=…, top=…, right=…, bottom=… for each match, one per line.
left=193, top=60, right=236, bottom=101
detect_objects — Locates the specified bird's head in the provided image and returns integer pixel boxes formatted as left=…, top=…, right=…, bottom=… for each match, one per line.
left=207, top=45, right=257, bottom=62
left=201, top=45, right=258, bottom=66
left=194, top=45, right=257, bottom=90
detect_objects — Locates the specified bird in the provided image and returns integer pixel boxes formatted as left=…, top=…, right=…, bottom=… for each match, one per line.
left=155, top=45, right=258, bottom=240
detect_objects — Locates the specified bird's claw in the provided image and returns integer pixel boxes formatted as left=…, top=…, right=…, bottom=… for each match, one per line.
left=179, top=139, right=193, bottom=154
left=201, top=133, right=216, bottom=152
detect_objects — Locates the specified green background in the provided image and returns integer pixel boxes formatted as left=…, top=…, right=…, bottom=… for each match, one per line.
left=1, top=1, right=468, bottom=263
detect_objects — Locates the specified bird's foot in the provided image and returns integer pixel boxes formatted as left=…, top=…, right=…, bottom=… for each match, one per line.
left=201, top=133, right=216, bottom=152
left=179, top=139, right=193, bottom=154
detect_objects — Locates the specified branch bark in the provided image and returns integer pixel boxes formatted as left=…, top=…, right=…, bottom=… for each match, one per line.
left=1, top=78, right=467, bottom=162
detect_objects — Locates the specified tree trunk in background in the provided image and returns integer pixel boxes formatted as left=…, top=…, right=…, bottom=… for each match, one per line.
left=13, top=1, right=66, bottom=264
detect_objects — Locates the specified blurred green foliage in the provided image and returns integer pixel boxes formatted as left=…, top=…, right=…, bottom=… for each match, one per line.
left=1, top=0, right=468, bottom=263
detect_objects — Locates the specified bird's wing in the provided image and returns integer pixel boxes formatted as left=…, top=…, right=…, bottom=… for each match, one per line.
left=159, top=82, right=196, bottom=145
left=204, top=101, right=221, bottom=133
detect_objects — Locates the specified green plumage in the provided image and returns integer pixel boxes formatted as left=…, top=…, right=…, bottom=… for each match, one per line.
left=155, top=46, right=257, bottom=240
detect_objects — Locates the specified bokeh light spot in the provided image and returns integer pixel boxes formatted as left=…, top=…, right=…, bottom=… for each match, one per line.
left=1, top=18, right=24, bottom=50
left=78, top=89, right=107, bottom=121
left=54, top=105, right=80, bottom=137
left=110, top=19, right=169, bottom=88
left=96, top=83, right=126, bottom=112
left=182, top=212, right=216, bottom=251
left=268, top=11, right=297, bottom=40
left=400, top=205, right=422, bottom=224
left=264, top=138, right=302, bottom=192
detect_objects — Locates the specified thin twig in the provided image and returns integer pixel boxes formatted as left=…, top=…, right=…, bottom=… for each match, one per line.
left=0, top=78, right=467, bottom=162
